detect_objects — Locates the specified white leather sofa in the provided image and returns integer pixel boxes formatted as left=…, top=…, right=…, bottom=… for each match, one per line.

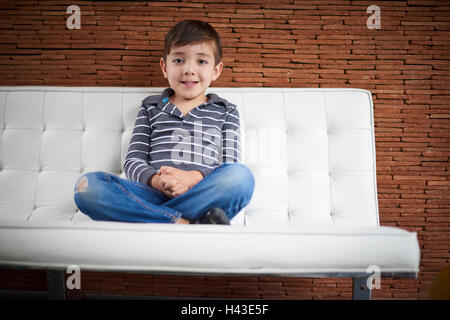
left=0, top=86, right=420, bottom=299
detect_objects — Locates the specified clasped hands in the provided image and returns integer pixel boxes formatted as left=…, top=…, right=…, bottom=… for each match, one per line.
left=149, top=166, right=203, bottom=198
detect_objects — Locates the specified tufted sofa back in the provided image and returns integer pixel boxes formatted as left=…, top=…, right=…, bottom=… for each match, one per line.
left=0, top=87, right=378, bottom=228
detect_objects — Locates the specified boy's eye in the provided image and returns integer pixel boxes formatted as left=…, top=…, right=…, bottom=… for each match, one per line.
left=172, top=58, right=183, bottom=63
left=198, top=59, right=208, bottom=64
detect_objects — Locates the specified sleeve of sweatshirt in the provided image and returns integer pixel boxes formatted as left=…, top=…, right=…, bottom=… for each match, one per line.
left=221, top=107, right=241, bottom=163
left=123, top=102, right=159, bottom=185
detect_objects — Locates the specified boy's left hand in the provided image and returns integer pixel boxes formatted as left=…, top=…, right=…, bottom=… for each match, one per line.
left=158, top=166, right=203, bottom=198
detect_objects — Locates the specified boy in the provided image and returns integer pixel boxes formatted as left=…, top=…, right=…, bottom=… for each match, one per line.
left=74, top=20, right=255, bottom=225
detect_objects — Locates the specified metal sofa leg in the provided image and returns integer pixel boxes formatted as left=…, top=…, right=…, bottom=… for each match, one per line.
left=352, top=276, right=372, bottom=300
left=47, top=270, right=66, bottom=300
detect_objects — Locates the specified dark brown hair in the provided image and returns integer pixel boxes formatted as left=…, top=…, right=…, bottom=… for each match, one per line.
left=163, top=20, right=222, bottom=65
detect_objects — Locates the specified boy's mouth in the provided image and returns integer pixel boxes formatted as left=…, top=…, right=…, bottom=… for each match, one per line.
left=181, top=81, right=199, bottom=88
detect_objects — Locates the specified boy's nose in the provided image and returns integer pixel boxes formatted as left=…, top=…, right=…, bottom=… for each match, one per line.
left=183, top=62, right=195, bottom=75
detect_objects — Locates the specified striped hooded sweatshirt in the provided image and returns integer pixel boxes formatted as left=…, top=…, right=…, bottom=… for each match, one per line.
left=124, top=88, right=241, bottom=185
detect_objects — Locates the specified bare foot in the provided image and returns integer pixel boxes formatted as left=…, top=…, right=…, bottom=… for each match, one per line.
left=175, top=217, right=190, bottom=224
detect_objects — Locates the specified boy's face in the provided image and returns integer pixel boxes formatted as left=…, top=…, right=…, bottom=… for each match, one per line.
left=160, top=42, right=223, bottom=104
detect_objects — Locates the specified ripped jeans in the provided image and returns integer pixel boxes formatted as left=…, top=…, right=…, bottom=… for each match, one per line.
left=73, top=163, right=255, bottom=223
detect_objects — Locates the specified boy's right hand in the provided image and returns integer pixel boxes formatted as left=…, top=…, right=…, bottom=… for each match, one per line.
left=160, top=173, right=190, bottom=198
left=149, top=172, right=189, bottom=198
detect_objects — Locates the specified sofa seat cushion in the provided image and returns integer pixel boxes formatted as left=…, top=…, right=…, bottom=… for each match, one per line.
left=0, top=220, right=419, bottom=275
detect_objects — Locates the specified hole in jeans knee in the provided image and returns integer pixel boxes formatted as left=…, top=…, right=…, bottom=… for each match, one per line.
left=75, top=176, right=89, bottom=192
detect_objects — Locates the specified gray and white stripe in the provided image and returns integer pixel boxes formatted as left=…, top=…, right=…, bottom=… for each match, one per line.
left=124, top=89, right=241, bottom=185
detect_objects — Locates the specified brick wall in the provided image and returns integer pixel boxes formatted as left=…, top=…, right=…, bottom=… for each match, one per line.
left=0, top=0, right=449, bottom=300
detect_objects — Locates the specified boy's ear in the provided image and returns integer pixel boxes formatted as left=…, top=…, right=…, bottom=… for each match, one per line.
left=212, top=61, right=223, bottom=82
left=160, top=57, right=168, bottom=79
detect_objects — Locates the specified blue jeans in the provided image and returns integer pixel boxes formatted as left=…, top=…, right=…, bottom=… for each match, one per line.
left=74, top=163, right=255, bottom=223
